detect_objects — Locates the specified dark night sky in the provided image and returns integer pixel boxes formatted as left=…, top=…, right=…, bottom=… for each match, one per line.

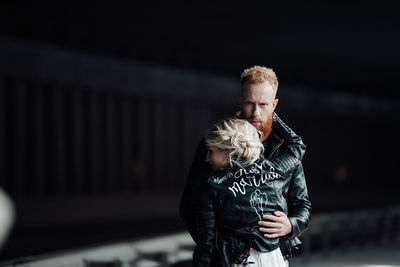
left=1, top=1, right=399, bottom=99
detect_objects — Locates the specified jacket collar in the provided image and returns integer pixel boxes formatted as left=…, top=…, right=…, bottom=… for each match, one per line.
left=263, top=129, right=284, bottom=159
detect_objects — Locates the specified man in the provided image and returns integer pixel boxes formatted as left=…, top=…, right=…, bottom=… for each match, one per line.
left=180, top=66, right=311, bottom=261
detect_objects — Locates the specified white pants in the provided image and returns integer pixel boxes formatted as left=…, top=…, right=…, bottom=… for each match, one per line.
left=232, top=247, right=288, bottom=267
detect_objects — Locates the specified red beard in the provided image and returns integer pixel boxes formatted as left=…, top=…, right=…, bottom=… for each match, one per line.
left=258, top=113, right=273, bottom=141
left=241, top=112, right=273, bottom=141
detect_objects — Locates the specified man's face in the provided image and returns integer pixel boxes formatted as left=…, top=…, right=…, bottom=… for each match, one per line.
left=238, top=82, right=278, bottom=140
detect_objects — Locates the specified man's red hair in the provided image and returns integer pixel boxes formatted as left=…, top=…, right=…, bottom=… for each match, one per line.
left=240, top=66, right=278, bottom=95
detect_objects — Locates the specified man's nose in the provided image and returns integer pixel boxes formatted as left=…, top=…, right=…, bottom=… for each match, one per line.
left=205, top=152, right=210, bottom=162
left=252, top=105, right=260, bottom=117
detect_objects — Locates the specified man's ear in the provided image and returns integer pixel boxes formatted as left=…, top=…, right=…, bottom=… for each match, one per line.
left=237, top=96, right=242, bottom=107
left=236, top=96, right=243, bottom=118
left=272, top=98, right=279, bottom=111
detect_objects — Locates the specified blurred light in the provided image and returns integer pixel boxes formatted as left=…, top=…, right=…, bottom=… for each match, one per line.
left=0, top=187, right=15, bottom=250
left=332, top=164, right=348, bottom=184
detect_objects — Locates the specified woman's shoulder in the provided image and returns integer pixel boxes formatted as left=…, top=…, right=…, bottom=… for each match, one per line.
left=207, top=168, right=235, bottom=185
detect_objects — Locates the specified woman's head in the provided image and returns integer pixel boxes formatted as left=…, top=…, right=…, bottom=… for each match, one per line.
left=205, top=117, right=264, bottom=170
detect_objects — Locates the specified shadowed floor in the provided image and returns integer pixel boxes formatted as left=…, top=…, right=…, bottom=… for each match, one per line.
left=291, top=243, right=400, bottom=267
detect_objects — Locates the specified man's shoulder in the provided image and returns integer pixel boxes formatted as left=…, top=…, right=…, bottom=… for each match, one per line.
left=262, top=129, right=283, bottom=156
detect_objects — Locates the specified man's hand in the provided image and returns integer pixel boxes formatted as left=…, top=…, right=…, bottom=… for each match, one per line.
left=258, top=211, right=292, bottom=238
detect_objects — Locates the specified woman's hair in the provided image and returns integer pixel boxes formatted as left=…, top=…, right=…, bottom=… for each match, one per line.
left=205, top=117, right=264, bottom=168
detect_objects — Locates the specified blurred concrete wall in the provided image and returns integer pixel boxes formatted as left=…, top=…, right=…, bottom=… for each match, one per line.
left=0, top=37, right=400, bottom=228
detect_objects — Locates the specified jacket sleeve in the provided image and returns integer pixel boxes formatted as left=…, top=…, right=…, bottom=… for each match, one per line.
left=179, top=139, right=211, bottom=243
left=271, top=113, right=311, bottom=239
left=286, top=163, right=312, bottom=239
left=192, top=187, right=216, bottom=267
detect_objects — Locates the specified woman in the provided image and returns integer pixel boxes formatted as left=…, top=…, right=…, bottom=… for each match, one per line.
left=193, top=117, right=305, bottom=267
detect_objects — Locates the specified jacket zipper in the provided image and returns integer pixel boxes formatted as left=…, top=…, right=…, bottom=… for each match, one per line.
left=268, top=138, right=284, bottom=159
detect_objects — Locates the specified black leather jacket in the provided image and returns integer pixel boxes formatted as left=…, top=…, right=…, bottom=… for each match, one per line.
left=180, top=113, right=311, bottom=266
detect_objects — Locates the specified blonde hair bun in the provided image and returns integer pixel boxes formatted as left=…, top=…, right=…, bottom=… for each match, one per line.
left=205, top=117, right=264, bottom=167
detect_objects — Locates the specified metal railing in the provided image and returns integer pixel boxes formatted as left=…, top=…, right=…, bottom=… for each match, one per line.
left=300, top=205, right=400, bottom=257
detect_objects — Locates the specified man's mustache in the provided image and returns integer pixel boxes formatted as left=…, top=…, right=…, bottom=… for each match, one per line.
left=248, top=117, right=263, bottom=121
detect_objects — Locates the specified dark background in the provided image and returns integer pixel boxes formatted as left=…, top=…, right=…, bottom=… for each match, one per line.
left=0, top=1, right=399, bottom=262
left=2, top=1, right=400, bottom=99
